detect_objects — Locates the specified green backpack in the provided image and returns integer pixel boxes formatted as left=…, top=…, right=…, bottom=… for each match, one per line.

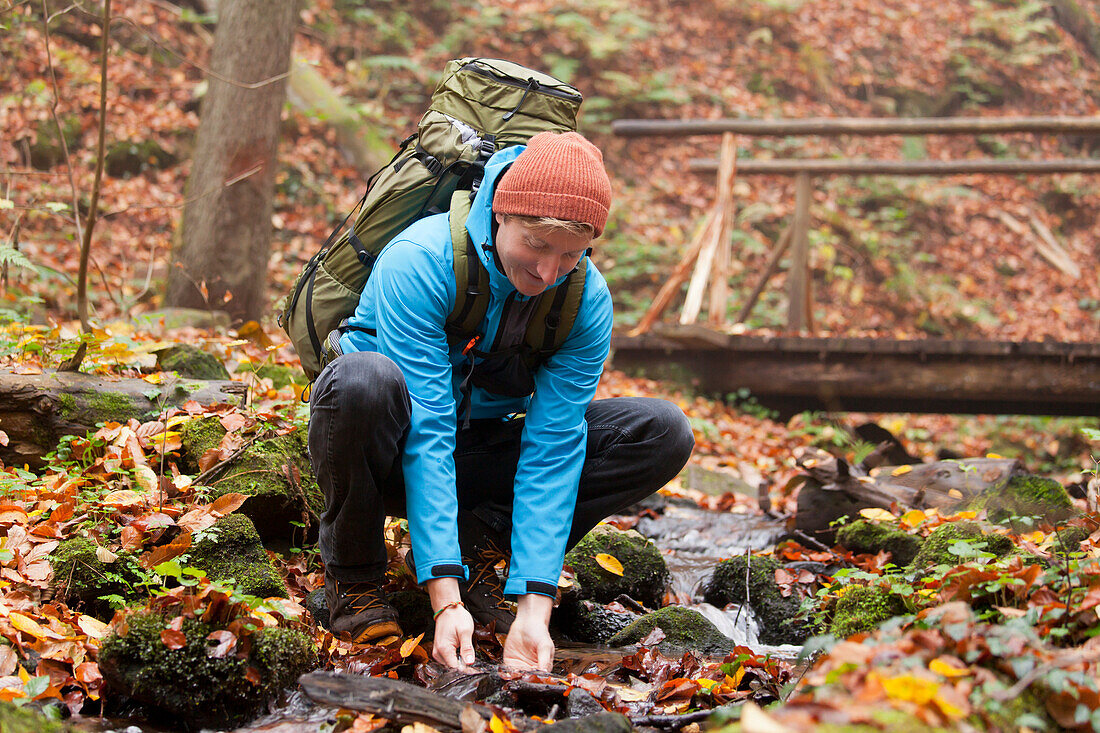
left=278, top=58, right=588, bottom=381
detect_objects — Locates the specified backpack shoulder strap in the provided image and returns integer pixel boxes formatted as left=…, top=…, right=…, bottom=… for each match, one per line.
left=446, top=190, right=490, bottom=344
left=525, top=257, right=587, bottom=358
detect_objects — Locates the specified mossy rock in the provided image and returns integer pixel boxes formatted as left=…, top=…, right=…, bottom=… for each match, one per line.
left=156, top=344, right=230, bottom=381
left=207, top=429, right=322, bottom=546
left=98, top=611, right=316, bottom=729
left=1055, top=526, right=1091, bottom=554
left=702, top=555, right=807, bottom=646
left=910, top=522, right=1015, bottom=569
left=105, top=139, right=177, bottom=178
left=0, top=701, right=72, bottom=732
left=242, top=363, right=308, bottom=390
left=564, top=526, right=669, bottom=608
left=551, top=597, right=639, bottom=644
left=830, top=585, right=908, bottom=637
left=607, top=606, right=734, bottom=656
left=189, top=514, right=287, bottom=598
left=48, top=538, right=147, bottom=620
left=974, top=475, right=1076, bottom=527
left=179, top=415, right=228, bottom=474
left=26, top=117, right=82, bottom=170
left=836, top=520, right=923, bottom=567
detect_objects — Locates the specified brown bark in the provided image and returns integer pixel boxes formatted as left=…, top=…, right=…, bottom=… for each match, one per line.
left=165, top=0, right=297, bottom=321
left=0, top=370, right=246, bottom=469
left=1050, top=0, right=1100, bottom=62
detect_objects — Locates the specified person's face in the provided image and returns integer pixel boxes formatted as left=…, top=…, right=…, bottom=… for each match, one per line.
left=493, top=213, right=592, bottom=297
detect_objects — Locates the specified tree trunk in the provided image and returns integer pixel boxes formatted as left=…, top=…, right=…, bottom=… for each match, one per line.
left=0, top=370, right=247, bottom=469
left=1050, top=0, right=1100, bottom=62
left=165, top=0, right=297, bottom=321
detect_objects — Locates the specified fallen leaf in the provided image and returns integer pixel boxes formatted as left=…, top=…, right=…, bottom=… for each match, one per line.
left=10, top=612, right=64, bottom=641
left=95, top=546, right=118, bottom=563
left=891, top=465, right=913, bottom=476
left=400, top=632, right=425, bottom=658
left=0, top=647, right=16, bottom=676
left=929, top=657, right=971, bottom=678
left=102, top=490, right=145, bottom=510
left=245, top=666, right=262, bottom=686
left=74, top=662, right=101, bottom=685
left=76, top=615, right=109, bottom=640
left=0, top=505, right=28, bottom=525
left=859, top=508, right=896, bottom=522
left=209, top=493, right=249, bottom=516
left=160, top=629, right=187, bottom=650
left=0, top=431, right=8, bottom=447
left=206, top=630, right=237, bottom=658
left=595, top=553, right=624, bottom=576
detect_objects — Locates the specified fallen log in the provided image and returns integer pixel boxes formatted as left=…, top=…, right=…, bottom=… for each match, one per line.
left=794, top=452, right=1026, bottom=544
left=299, top=671, right=489, bottom=731
left=0, top=369, right=247, bottom=469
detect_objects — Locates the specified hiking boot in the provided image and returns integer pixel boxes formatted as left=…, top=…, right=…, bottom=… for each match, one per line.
left=324, top=573, right=402, bottom=644
left=458, top=515, right=517, bottom=634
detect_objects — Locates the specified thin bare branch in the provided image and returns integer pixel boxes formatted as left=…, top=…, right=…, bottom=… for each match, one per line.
left=41, top=0, right=85, bottom=248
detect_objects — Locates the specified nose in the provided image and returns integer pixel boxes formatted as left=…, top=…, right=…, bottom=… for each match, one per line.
left=536, top=257, right=559, bottom=287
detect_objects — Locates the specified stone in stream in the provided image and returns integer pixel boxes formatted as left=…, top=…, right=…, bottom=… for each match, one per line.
left=98, top=611, right=316, bottom=729
left=155, top=344, right=230, bottom=380
left=910, top=521, right=1016, bottom=568
left=829, top=585, right=909, bottom=637
left=564, top=525, right=670, bottom=608
left=606, top=606, right=736, bottom=656
left=702, top=555, right=808, bottom=646
left=968, top=474, right=1077, bottom=528
left=49, top=538, right=147, bottom=621
left=835, top=519, right=923, bottom=566
left=551, top=598, right=639, bottom=644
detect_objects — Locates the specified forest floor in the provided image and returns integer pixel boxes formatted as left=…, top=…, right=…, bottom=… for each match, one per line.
left=1, top=0, right=1100, bottom=730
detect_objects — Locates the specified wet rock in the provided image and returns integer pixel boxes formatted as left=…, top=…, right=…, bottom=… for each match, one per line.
left=179, top=418, right=322, bottom=546
left=910, top=522, right=1015, bottom=569
left=607, top=606, right=735, bottom=656
left=973, top=474, right=1077, bottom=528
left=189, top=514, right=288, bottom=598
left=156, top=344, right=230, bottom=380
left=702, top=555, right=807, bottom=646
left=1055, top=526, right=1091, bottom=553
left=552, top=597, right=639, bottom=644
left=305, top=588, right=327, bottom=629
left=24, top=117, right=82, bottom=170
left=49, top=537, right=146, bottom=620
left=635, top=503, right=786, bottom=556
left=565, top=526, right=669, bottom=608
left=829, top=585, right=908, bottom=637
left=98, top=611, right=316, bottom=729
left=835, top=520, right=923, bottom=566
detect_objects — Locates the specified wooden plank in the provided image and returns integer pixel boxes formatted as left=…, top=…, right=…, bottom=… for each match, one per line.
left=680, top=142, right=737, bottom=325
left=735, top=227, right=793, bottom=324
left=614, top=116, right=1100, bottom=138
left=787, top=172, right=811, bottom=332
left=611, top=330, right=1100, bottom=417
left=626, top=209, right=716, bottom=336
left=689, top=157, right=1100, bottom=175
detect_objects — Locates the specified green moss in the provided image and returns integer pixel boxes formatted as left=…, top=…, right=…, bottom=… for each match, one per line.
left=703, top=554, right=807, bottom=645
left=911, top=522, right=1015, bottom=568
left=1055, top=526, right=1090, bottom=554
left=56, top=393, right=78, bottom=420
left=179, top=415, right=227, bottom=473
left=209, top=429, right=322, bottom=545
left=88, top=391, right=145, bottom=423
left=0, top=701, right=71, bottom=732
left=157, top=345, right=230, bottom=380
left=98, top=611, right=316, bottom=729
left=564, top=526, right=670, bottom=608
left=49, top=538, right=147, bottom=619
left=835, top=520, right=923, bottom=566
left=972, top=684, right=1054, bottom=731
left=830, top=585, right=908, bottom=637
left=999, top=475, right=1075, bottom=522
left=189, top=514, right=287, bottom=598
left=105, top=139, right=176, bottom=178
left=607, top=606, right=735, bottom=655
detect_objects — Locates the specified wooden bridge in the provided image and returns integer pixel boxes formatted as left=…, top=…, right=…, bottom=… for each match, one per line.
left=611, top=325, right=1100, bottom=417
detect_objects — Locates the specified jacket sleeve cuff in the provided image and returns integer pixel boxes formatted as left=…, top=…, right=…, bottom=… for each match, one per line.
left=416, top=561, right=469, bottom=585
left=503, top=576, right=559, bottom=599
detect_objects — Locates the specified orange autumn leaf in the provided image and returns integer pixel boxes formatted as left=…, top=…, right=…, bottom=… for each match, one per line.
left=399, top=632, right=425, bottom=659
left=160, top=629, right=187, bottom=649
left=890, top=464, right=913, bottom=476
left=9, top=612, right=63, bottom=641
left=595, top=553, right=624, bottom=576
left=859, top=508, right=896, bottom=522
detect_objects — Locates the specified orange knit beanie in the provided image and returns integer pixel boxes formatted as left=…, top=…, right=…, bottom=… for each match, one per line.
left=493, top=131, right=612, bottom=237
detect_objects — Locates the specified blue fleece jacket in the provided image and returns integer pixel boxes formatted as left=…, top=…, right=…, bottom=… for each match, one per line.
left=339, top=145, right=613, bottom=597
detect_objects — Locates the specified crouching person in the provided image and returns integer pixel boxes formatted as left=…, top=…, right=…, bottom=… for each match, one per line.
left=308, top=131, right=694, bottom=671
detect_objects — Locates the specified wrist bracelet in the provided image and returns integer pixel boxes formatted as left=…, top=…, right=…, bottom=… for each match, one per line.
left=433, top=600, right=465, bottom=620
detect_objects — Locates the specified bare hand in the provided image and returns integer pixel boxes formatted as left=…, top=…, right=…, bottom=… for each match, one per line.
left=501, top=594, right=555, bottom=672
left=426, top=578, right=476, bottom=672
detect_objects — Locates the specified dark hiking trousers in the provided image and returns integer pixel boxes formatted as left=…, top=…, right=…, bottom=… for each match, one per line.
left=308, top=351, right=695, bottom=583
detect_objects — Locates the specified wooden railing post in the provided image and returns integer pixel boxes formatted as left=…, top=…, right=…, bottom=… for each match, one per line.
left=788, top=172, right=812, bottom=333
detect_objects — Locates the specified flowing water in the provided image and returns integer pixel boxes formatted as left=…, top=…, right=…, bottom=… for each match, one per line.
left=71, top=499, right=800, bottom=730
